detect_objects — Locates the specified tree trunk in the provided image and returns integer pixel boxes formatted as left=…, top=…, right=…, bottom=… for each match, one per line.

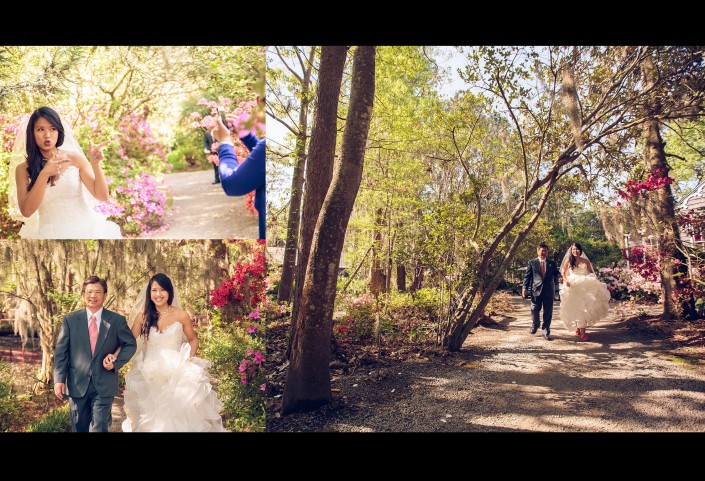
left=396, top=263, right=406, bottom=292
left=288, top=46, right=348, bottom=348
left=282, top=46, right=375, bottom=414
left=409, top=264, right=424, bottom=291
left=444, top=171, right=561, bottom=351
left=369, top=207, right=386, bottom=296
left=641, top=53, right=697, bottom=320
left=278, top=47, right=316, bottom=303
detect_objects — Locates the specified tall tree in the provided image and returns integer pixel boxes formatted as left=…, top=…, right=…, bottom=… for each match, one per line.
left=0, top=239, right=230, bottom=388
left=282, top=46, right=376, bottom=414
left=641, top=50, right=700, bottom=319
left=267, top=47, right=318, bottom=303
left=288, top=46, right=348, bottom=345
left=443, top=46, right=705, bottom=351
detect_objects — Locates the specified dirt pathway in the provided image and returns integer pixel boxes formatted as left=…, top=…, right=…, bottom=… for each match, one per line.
left=109, top=393, right=125, bottom=432
left=145, top=169, right=258, bottom=239
left=268, top=297, right=705, bottom=432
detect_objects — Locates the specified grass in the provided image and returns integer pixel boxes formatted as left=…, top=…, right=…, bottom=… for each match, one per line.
left=25, top=404, right=71, bottom=432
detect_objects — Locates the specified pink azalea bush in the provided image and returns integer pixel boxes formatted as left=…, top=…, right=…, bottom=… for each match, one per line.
left=0, top=114, right=26, bottom=236
left=69, top=108, right=172, bottom=237
left=191, top=98, right=263, bottom=218
left=334, top=293, right=381, bottom=343
left=201, top=240, right=268, bottom=431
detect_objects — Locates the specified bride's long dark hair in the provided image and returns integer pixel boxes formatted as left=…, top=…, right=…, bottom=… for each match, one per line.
left=25, top=107, right=65, bottom=191
left=569, top=242, right=584, bottom=270
left=141, top=273, right=174, bottom=341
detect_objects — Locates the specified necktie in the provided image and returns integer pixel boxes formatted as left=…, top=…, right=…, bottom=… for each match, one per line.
left=540, top=260, right=546, bottom=277
left=89, top=314, right=98, bottom=356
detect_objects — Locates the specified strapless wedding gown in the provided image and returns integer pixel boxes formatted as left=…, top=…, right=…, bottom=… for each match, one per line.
left=122, top=322, right=227, bottom=432
left=18, top=165, right=122, bottom=239
left=559, top=263, right=611, bottom=330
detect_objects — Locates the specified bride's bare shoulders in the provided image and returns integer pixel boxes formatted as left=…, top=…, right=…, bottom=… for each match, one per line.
left=15, top=161, right=28, bottom=176
left=172, top=306, right=190, bottom=321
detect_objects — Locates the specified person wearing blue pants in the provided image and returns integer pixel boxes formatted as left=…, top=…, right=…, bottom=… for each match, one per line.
left=213, top=114, right=266, bottom=239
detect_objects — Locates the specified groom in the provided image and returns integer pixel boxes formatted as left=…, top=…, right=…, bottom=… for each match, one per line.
left=53, top=276, right=137, bottom=432
left=522, top=242, right=560, bottom=341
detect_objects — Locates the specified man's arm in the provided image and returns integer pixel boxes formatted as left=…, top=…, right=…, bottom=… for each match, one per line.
left=522, top=262, right=533, bottom=296
left=114, top=317, right=137, bottom=369
left=53, top=316, right=71, bottom=398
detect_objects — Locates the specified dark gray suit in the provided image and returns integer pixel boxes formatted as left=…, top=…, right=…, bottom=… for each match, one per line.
left=53, top=308, right=136, bottom=432
left=523, top=257, right=560, bottom=333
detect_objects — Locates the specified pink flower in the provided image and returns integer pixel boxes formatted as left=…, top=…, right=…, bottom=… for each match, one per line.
left=254, top=351, right=265, bottom=365
left=247, top=325, right=259, bottom=334
left=248, top=309, right=260, bottom=320
left=241, top=377, right=248, bottom=384
left=259, top=383, right=266, bottom=392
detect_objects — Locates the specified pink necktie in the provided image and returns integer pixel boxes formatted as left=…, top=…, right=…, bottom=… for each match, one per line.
left=540, top=261, right=546, bottom=277
left=89, top=314, right=98, bottom=356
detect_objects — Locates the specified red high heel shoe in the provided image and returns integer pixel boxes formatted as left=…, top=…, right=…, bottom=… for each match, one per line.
left=575, top=328, right=581, bottom=335
left=580, top=332, right=589, bottom=341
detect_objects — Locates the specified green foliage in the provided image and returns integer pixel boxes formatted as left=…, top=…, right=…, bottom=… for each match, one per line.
left=663, top=117, right=705, bottom=195
left=334, top=293, right=386, bottom=342
left=166, top=132, right=208, bottom=173
left=0, top=362, right=20, bottom=432
left=386, top=288, right=441, bottom=342
left=200, top=322, right=265, bottom=432
left=547, top=209, right=623, bottom=269
left=25, top=404, right=71, bottom=432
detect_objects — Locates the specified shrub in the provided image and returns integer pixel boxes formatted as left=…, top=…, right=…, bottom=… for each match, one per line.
left=25, top=404, right=71, bottom=432
left=334, top=294, right=387, bottom=342
left=0, top=362, right=20, bottom=432
left=201, top=321, right=265, bottom=432
left=210, top=241, right=267, bottom=321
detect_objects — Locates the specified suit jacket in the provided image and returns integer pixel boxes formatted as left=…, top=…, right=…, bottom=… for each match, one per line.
left=53, top=307, right=137, bottom=398
left=523, top=257, right=560, bottom=297
left=204, top=130, right=217, bottom=154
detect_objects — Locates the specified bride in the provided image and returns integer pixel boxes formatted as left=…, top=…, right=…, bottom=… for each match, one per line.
left=559, top=242, right=611, bottom=341
left=8, top=106, right=122, bottom=239
left=109, top=273, right=227, bottom=432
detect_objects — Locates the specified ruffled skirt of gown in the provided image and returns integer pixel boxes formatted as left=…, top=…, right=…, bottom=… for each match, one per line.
left=559, top=271, right=611, bottom=330
left=122, top=341, right=227, bottom=432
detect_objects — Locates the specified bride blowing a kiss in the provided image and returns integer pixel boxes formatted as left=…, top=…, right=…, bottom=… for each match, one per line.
left=9, top=106, right=122, bottom=239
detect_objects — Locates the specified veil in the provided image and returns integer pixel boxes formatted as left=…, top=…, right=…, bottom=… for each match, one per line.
left=127, top=280, right=186, bottom=354
left=560, top=245, right=590, bottom=275
left=7, top=110, right=103, bottom=232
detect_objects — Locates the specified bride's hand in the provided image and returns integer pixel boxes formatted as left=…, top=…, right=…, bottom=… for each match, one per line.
left=566, top=281, right=571, bottom=287
left=41, top=151, right=70, bottom=180
left=87, top=139, right=110, bottom=165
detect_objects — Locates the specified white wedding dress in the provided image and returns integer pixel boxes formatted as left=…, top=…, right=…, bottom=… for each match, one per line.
left=18, top=165, right=122, bottom=239
left=121, top=322, right=227, bottom=432
left=559, top=263, right=611, bottom=330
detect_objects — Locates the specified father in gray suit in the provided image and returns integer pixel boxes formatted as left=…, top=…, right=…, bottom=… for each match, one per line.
left=53, top=275, right=137, bottom=432
left=522, top=242, right=560, bottom=341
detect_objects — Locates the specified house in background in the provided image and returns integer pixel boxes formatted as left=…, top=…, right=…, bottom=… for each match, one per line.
left=677, top=179, right=705, bottom=251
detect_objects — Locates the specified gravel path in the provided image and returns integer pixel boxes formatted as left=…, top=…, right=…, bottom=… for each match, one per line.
left=109, top=393, right=125, bottom=432
left=144, top=169, right=258, bottom=239
left=268, top=297, right=705, bottom=432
